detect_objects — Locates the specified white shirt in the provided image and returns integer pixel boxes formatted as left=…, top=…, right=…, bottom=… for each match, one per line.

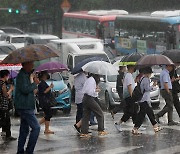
left=123, top=72, right=135, bottom=99
left=74, top=73, right=87, bottom=104
left=82, top=77, right=97, bottom=97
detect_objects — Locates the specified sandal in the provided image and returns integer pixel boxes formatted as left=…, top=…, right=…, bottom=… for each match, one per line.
left=154, top=126, right=163, bottom=133
left=44, top=130, right=54, bottom=134
left=132, top=128, right=142, bottom=135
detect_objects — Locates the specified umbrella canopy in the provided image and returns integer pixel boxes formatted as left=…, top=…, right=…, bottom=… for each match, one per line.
left=9, top=70, right=18, bottom=78
left=1, top=44, right=59, bottom=64
left=120, top=52, right=144, bottom=66
left=35, top=61, right=68, bottom=73
left=0, top=63, right=22, bottom=70
left=162, top=49, right=180, bottom=63
left=71, top=57, right=103, bottom=75
left=137, top=54, right=174, bottom=66
left=82, top=61, right=118, bottom=75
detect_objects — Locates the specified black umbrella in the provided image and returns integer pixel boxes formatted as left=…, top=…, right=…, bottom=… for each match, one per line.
left=162, top=49, right=180, bottom=63
left=120, top=52, right=144, bottom=65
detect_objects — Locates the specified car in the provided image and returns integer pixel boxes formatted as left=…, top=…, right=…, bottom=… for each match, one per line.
left=46, top=72, right=71, bottom=114
left=5, top=34, right=29, bottom=49
left=0, top=27, right=24, bottom=34
left=98, top=74, right=160, bottom=110
left=0, top=41, right=16, bottom=61
left=25, top=34, right=60, bottom=46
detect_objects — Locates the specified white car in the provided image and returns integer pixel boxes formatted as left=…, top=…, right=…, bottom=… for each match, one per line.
left=5, top=34, right=29, bottom=49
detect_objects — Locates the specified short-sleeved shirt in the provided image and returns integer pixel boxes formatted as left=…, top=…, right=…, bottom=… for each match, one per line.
left=123, top=72, right=135, bottom=99
left=82, top=77, right=97, bottom=97
left=160, top=68, right=172, bottom=90
left=0, top=80, right=9, bottom=110
left=74, top=73, right=87, bottom=104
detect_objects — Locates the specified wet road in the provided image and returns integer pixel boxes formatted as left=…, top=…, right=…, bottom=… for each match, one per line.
left=1, top=101, right=180, bottom=154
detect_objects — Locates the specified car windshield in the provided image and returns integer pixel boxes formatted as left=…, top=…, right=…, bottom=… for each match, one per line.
left=35, top=39, right=47, bottom=44
left=50, top=72, right=63, bottom=81
left=107, top=75, right=117, bottom=82
left=11, top=37, right=25, bottom=43
left=74, top=54, right=109, bottom=66
left=0, top=46, right=14, bottom=54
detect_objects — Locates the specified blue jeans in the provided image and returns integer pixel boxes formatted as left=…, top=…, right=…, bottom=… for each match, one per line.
left=17, top=109, right=40, bottom=154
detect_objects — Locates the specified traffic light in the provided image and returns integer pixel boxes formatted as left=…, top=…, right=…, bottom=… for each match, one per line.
left=15, top=9, right=20, bottom=14
left=35, top=9, right=39, bottom=13
left=8, top=8, right=12, bottom=13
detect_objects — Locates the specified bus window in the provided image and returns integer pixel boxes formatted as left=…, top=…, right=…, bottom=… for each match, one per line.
left=67, top=55, right=73, bottom=71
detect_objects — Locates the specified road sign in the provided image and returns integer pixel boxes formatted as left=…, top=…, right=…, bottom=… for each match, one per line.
left=61, top=0, right=71, bottom=12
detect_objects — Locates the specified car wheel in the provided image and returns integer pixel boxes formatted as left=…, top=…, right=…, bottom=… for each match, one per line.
left=105, top=91, right=112, bottom=111
left=63, top=107, right=71, bottom=114
left=52, top=109, right=58, bottom=115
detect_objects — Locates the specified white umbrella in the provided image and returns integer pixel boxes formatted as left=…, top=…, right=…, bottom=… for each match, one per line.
left=82, top=61, right=118, bottom=75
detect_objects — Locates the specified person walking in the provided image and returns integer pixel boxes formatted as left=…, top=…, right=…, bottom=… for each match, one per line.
left=38, top=71, right=54, bottom=134
left=155, top=64, right=178, bottom=125
left=114, top=65, right=136, bottom=132
left=169, top=67, right=180, bottom=119
left=131, top=67, right=162, bottom=135
left=80, top=74, right=108, bottom=138
left=15, top=62, right=40, bottom=154
left=73, top=72, right=87, bottom=133
left=110, top=66, right=126, bottom=118
left=0, top=70, right=16, bottom=141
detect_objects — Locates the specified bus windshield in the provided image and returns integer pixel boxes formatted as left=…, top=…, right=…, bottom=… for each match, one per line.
left=115, top=17, right=180, bottom=54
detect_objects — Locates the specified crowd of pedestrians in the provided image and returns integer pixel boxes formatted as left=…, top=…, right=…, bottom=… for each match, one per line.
left=1, top=61, right=180, bottom=153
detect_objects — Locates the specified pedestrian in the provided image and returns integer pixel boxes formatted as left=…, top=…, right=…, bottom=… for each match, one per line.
left=38, top=71, right=54, bottom=134
left=155, top=64, right=178, bottom=125
left=80, top=73, right=108, bottom=138
left=0, top=70, right=16, bottom=141
left=114, top=65, right=136, bottom=132
left=169, top=67, right=180, bottom=119
left=110, top=66, right=126, bottom=119
left=15, top=61, right=40, bottom=154
left=132, top=67, right=162, bottom=135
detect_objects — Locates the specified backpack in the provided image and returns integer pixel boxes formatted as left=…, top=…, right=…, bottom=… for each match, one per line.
left=132, top=77, right=145, bottom=102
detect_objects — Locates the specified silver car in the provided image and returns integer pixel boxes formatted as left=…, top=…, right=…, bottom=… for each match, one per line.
left=98, top=74, right=160, bottom=110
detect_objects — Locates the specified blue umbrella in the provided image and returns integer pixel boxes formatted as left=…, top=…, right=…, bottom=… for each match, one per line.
left=71, top=57, right=103, bottom=75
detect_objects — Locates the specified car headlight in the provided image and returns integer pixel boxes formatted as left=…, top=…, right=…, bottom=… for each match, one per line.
left=111, top=88, right=117, bottom=93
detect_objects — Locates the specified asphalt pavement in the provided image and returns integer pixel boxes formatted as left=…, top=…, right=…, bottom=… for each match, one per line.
left=1, top=99, right=180, bottom=154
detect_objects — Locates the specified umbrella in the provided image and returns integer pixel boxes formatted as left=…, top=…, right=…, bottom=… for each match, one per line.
left=0, top=63, right=22, bottom=70
left=9, top=70, right=18, bottom=78
left=71, top=57, right=103, bottom=75
left=120, top=52, right=144, bottom=66
left=137, top=54, right=174, bottom=66
left=35, top=61, right=68, bottom=73
left=82, top=61, right=118, bottom=75
left=1, top=44, right=59, bottom=64
left=162, top=49, right=180, bottom=63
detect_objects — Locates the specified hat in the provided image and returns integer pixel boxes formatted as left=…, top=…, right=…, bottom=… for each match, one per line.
left=143, top=67, right=153, bottom=74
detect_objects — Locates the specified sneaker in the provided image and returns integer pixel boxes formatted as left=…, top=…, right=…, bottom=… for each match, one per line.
left=155, top=114, right=160, bottom=123
left=114, top=122, right=122, bottom=132
left=139, top=126, right=146, bottom=131
left=98, top=131, right=108, bottom=136
left=5, top=136, right=17, bottom=141
left=73, top=124, right=81, bottom=134
left=168, top=121, right=179, bottom=126
left=90, top=122, right=98, bottom=126
left=80, top=133, right=91, bottom=138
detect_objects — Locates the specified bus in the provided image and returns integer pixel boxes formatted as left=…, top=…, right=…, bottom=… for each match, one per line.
left=114, top=10, right=180, bottom=55
left=63, top=10, right=128, bottom=43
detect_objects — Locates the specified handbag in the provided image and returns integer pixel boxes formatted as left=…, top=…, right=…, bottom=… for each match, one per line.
left=46, top=93, right=58, bottom=107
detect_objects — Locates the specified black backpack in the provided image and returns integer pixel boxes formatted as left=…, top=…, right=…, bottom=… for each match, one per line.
left=132, top=77, right=145, bottom=102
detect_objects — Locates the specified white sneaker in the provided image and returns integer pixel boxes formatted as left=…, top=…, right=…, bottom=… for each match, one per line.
left=139, top=126, right=146, bottom=131
left=114, top=123, right=122, bottom=132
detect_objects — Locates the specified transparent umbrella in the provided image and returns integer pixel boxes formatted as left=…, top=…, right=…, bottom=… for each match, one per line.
left=82, top=61, right=118, bottom=75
